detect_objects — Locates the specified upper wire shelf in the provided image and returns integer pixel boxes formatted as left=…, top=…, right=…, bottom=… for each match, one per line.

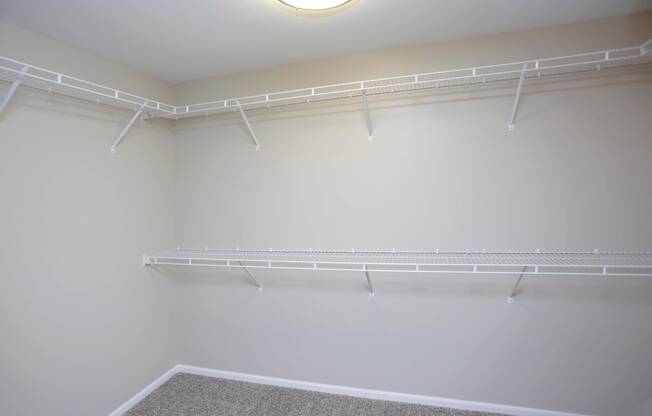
left=1, top=38, right=651, bottom=119
left=174, top=40, right=652, bottom=119
left=0, top=55, right=175, bottom=116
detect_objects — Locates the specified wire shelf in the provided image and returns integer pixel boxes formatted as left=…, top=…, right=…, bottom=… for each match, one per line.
left=144, top=248, right=652, bottom=277
left=0, top=56, right=175, bottom=116
left=2, top=38, right=651, bottom=120
left=170, top=42, right=652, bottom=119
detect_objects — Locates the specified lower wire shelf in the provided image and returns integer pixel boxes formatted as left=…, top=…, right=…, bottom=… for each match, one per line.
left=143, top=248, right=652, bottom=301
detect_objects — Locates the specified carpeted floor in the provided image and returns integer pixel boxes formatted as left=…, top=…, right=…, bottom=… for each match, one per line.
left=125, top=373, right=505, bottom=416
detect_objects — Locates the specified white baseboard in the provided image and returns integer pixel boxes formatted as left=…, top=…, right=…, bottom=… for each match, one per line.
left=110, top=364, right=592, bottom=416
left=107, top=366, right=178, bottom=416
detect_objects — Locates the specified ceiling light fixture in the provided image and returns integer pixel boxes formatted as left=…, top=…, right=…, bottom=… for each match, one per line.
left=278, top=0, right=352, bottom=11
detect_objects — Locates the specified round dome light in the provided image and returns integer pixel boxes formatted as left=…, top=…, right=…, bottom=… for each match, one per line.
left=278, top=0, right=353, bottom=11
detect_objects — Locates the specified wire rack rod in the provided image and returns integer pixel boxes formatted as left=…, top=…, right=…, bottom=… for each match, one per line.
left=2, top=38, right=651, bottom=120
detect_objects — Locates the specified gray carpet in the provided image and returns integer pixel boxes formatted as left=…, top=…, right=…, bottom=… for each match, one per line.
left=125, top=373, right=505, bottom=416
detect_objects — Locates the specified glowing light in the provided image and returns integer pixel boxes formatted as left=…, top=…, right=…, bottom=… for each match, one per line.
left=278, top=0, right=352, bottom=11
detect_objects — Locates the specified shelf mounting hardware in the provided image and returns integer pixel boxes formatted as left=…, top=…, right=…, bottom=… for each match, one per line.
left=362, top=90, right=373, bottom=141
left=236, top=101, right=260, bottom=150
left=238, top=261, right=263, bottom=290
left=0, top=65, right=28, bottom=116
left=642, top=39, right=652, bottom=56
left=507, top=266, right=528, bottom=303
left=111, top=101, right=149, bottom=154
left=508, top=64, right=528, bottom=131
left=364, top=267, right=375, bottom=297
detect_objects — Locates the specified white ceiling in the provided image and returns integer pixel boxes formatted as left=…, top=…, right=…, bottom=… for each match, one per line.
left=1, top=0, right=651, bottom=83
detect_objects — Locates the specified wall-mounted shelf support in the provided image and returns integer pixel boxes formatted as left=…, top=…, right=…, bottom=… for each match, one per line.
left=236, top=101, right=260, bottom=150
left=362, top=90, right=373, bottom=141
left=641, top=38, right=652, bottom=56
left=508, top=63, right=527, bottom=131
left=507, top=266, right=528, bottom=303
left=238, top=261, right=263, bottom=290
left=0, top=65, right=28, bottom=115
left=364, top=268, right=375, bottom=297
left=110, top=101, right=148, bottom=154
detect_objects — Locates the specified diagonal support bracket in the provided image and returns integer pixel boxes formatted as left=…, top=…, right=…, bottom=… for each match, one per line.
left=236, top=101, right=260, bottom=150
left=364, top=267, right=375, bottom=297
left=0, top=65, right=29, bottom=116
left=111, top=101, right=149, bottom=154
left=507, top=266, right=528, bottom=303
left=508, top=63, right=528, bottom=131
left=238, top=261, right=263, bottom=291
left=641, top=39, right=652, bottom=56
left=362, top=90, right=373, bottom=141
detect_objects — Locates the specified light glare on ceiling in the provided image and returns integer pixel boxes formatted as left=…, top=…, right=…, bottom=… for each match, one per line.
left=278, top=0, right=352, bottom=11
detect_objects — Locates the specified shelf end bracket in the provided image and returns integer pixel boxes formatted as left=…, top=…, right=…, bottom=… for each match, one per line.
left=508, top=64, right=528, bottom=131
left=362, top=90, right=373, bottom=141
left=507, top=266, right=528, bottom=303
left=111, top=101, right=149, bottom=154
left=0, top=65, right=29, bottom=116
left=238, top=261, right=263, bottom=291
left=236, top=101, right=260, bottom=150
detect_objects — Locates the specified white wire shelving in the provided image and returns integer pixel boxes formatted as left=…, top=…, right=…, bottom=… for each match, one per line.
left=143, top=248, right=652, bottom=302
left=0, top=56, right=175, bottom=116
left=170, top=40, right=652, bottom=121
left=1, top=38, right=651, bottom=150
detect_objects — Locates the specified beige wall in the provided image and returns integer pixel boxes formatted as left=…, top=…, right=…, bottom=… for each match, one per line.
left=174, top=12, right=652, bottom=102
left=0, top=20, right=179, bottom=416
left=1, top=11, right=652, bottom=416
left=170, top=12, right=652, bottom=416
left=0, top=19, right=173, bottom=103
left=171, top=71, right=652, bottom=416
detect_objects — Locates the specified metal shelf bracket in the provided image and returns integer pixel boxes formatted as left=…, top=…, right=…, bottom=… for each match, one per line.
left=507, top=266, right=528, bottom=303
left=238, top=261, right=263, bottom=291
left=111, top=101, right=149, bottom=154
left=0, top=65, right=28, bottom=116
left=508, top=63, right=528, bottom=131
left=642, top=39, right=652, bottom=56
left=362, top=90, right=373, bottom=141
left=364, top=266, right=375, bottom=297
left=236, top=101, right=260, bottom=150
